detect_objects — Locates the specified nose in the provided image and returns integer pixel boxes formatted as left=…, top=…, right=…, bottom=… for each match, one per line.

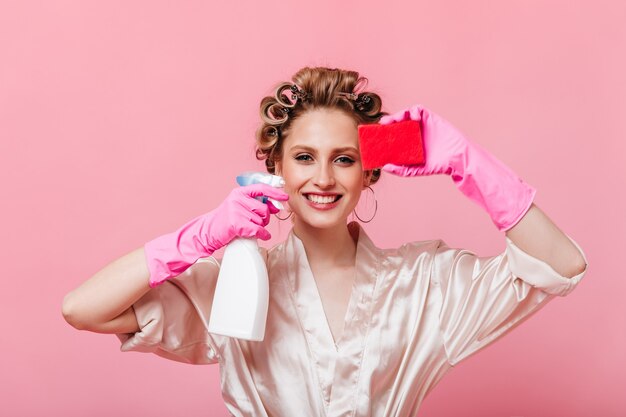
left=312, top=161, right=335, bottom=188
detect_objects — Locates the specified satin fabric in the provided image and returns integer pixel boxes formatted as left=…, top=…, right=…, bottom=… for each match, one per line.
left=117, top=221, right=587, bottom=417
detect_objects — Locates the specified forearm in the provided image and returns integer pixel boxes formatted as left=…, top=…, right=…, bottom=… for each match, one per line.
left=62, top=246, right=151, bottom=331
left=504, top=203, right=587, bottom=278
left=81, top=307, right=140, bottom=334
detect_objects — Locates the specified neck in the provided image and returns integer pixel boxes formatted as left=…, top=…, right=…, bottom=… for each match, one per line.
left=292, top=220, right=358, bottom=268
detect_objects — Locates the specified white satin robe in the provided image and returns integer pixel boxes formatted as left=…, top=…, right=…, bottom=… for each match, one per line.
left=117, top=221, right=587, bottom=417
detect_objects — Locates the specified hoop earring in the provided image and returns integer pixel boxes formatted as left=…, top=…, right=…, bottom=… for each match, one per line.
left=274, top=211, right=293, bottom=221
left=353, top=186, right=377, bottom=223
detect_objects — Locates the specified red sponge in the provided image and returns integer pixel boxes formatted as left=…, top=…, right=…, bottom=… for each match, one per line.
left=357, top=119, right=425, bottom=170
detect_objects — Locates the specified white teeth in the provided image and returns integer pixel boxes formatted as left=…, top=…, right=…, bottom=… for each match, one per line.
left=306, top=194, right=339, bottom=204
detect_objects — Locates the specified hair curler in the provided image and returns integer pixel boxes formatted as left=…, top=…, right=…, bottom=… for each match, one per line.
left=207, top=171, right=285, bottom=341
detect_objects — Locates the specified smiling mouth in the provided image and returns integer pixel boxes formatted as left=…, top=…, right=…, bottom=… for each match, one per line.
left=303, top=194, right=343, bottom=204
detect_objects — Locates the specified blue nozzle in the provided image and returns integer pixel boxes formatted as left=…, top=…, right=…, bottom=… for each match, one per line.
left=236, top=171, right=285, bottom=210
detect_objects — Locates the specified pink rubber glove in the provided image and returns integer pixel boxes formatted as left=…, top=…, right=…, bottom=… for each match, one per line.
left=144, top=183, right=289, bottom=288
left=381, top=104, right=536, bottom=232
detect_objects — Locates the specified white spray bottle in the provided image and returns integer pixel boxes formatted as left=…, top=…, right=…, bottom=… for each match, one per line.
left=207, top=171, right=285, bottom=341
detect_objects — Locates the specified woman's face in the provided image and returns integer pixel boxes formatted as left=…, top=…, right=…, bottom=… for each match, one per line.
left=276, top=107, right=371, bottom=231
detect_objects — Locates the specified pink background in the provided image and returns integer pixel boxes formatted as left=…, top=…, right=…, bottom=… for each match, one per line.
left=1, top=1, right=623, bottom=416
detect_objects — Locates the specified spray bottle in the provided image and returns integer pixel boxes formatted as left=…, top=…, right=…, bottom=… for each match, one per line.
left=207, top=171, right=285, bottom=341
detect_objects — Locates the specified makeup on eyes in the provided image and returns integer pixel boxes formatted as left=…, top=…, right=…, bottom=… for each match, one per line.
left=294, top=153, right=356, bottom=164
left=290, top=144, right=359, bottom=164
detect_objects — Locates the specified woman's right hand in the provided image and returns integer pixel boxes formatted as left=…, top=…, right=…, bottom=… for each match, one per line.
left=205, top=183, right=290, bottom=248
left=62, top=183, right=288, bottom=333
left=144, top=183, right=289, bottom=288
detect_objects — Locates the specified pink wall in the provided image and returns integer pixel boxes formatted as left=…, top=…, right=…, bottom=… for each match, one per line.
left=1, top=0, right=623, bottom=415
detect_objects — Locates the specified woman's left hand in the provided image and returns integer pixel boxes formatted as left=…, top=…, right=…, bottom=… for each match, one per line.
left=379, top=103, right=537, bottom=232
left=379, top=104, right=470, bottom=180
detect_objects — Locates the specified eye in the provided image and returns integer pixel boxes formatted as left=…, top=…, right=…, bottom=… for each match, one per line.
left=295, top=154, right=313, bottom=162
left=335, top=156, right=355, bottom=164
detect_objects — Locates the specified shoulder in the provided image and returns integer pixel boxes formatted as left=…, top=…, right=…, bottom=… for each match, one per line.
left=392, top=238, right=446, bottom=258
left=376, top=238, right=446, bottom=270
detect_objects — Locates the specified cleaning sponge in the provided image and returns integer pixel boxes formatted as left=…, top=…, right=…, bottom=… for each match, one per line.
left=357, top=119, right=425, bottom=171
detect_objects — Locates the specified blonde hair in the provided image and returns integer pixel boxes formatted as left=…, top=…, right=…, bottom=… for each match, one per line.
left=254, top=66, right=388, bottom=185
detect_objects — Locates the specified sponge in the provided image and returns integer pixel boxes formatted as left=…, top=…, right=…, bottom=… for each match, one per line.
left=357, top=119, right=425, bottom=171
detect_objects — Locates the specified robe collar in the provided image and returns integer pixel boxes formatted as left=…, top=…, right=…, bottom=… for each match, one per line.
left=277, top=221, right=382, bottom=412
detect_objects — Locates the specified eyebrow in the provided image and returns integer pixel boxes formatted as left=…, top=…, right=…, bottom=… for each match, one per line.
left=289, top=145, right=359, bottom=154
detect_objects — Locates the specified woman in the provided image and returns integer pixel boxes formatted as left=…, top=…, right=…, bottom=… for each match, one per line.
left=62, top=66, right=588, bottom=416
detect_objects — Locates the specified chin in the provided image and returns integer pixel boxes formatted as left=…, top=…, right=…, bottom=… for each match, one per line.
left=294, top=210, right=351, bottom=230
